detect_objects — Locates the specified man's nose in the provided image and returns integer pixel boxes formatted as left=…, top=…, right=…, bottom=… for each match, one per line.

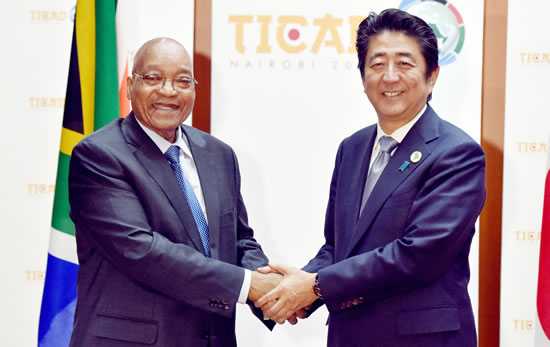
left=157, top=79, right=179, bottom=95
left=382, top=64, right=399, bottom=82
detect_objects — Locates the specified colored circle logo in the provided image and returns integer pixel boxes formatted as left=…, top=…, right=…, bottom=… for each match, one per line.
left=399, top=0, right=465, bottom=65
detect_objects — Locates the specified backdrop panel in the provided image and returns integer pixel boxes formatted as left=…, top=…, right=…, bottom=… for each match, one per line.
left=0, top=2, right=74, bottom=345
left=500, top=0, right=550, bottom=346
left=211, top=1, right=484, bottom=346
left=0, top=1, right=194, bottom=345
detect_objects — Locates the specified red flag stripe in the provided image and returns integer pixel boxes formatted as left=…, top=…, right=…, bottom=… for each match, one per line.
left=538, top=168, right=550, bottom=339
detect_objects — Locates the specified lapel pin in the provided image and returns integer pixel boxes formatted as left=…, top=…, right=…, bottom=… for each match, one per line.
left=399, top=161, right=410, bottom=172
left=410, top=151, right=422, bottom=163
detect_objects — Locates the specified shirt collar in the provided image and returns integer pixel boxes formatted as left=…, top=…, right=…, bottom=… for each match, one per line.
left=135, top=117, right=193, bottom=159
left=375, top=104, right=427, bottom=146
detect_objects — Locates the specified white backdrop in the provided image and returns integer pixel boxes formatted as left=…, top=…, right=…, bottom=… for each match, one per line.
left=500, top=0, right=550, bottom=345
left=0, top=1, right=194, bottom=345
left=210, top=1, right=484, bottom=346
left=0, top=0, right=487, bottom=346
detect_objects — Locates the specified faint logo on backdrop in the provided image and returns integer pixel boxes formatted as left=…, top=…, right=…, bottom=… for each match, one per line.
left=516, top=141, right=548, bottom=153
left=26, top=270, right=46, bottom=281
left=29, top=97, right=65, bottom=109
left=515, top=230, right=542, bottom=243
left=520, top=52, right=550, bottom=64
left=513, top=319, right=535, bottom=332
left=28, top=184, right=56, bottom=195
left=30, top=4, right=76, bottom=23
left=399, top=0, right=465, bottom=66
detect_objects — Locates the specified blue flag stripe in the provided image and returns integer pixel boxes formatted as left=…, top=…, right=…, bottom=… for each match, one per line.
left=38, top=254, right=78, bottom=344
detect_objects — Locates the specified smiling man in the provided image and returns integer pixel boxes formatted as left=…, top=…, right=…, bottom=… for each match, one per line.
left=68, top=38, right=280, bottom=346
left=256, top=9, right=486, bottom=346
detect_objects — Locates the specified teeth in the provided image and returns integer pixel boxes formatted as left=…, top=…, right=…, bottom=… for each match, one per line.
left=384, top=91, right=401, bottom=97
left=155, top=104, right=176, bottom=110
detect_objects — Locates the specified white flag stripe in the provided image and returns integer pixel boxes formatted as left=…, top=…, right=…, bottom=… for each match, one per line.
left=48, top=227, right=78, bottom=265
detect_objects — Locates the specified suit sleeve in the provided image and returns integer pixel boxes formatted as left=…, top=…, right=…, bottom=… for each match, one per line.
left=69, top=139, right=245, bottom=319
left=315, top=139, right=486, bottom=313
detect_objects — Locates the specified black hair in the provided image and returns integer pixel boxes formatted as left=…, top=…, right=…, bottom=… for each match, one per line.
left=356, top=8, right=439, bottom=101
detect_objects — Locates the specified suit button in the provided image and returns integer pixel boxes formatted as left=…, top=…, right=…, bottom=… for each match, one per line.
left=224, top=304, right=230, bottom=310
left=200, top=332, right=209, bottom=340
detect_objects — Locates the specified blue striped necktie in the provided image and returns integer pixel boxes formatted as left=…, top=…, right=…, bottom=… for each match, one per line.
left=164, top=145, right=211, bottom=257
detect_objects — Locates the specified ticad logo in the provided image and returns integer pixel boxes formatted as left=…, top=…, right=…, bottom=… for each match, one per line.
left=28, top=184, right=55, bottom=195
left=29, top=97, right=65, bottom=109
left=521, top=53, right=550, bottom=64
left=225, top=14, right=366, bottom=71
left=513, top=319, right=534, bottom=332
left=400, top=0, right=465, bottom=66
left=30, top=4, right=76, bottom=23
left=515, top=230, right=542, bottom=242
left=228, top=14, right=364, bottom=55
left=516, top=141, right=548, bottom=153
left=26, top=270, right=46, bottom=281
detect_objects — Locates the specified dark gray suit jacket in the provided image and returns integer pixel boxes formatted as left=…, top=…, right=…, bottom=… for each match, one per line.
left=68, top=113, right=272, bottom=346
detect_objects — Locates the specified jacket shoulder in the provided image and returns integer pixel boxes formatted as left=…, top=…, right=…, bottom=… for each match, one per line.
left=75, top=118, right=125, bottom=149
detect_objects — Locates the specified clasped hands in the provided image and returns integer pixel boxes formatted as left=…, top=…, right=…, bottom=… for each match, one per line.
left=248, top=264, right=318, bottom=325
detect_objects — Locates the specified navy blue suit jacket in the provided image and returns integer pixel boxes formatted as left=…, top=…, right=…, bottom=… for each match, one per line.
left=304, top=105, right=485, bottom=346
left=68, top=113, right=272, bottom=346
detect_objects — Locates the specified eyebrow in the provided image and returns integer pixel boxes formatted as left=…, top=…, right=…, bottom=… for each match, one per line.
left=142, top=64, right=192, bottom=74
left=367, top=52, right=415, bottom=63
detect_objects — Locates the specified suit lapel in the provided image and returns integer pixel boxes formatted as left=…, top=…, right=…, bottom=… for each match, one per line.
left=182, top=125, right=222, bottom=259
left=345, top=106, right=440, bottom=257
left=121, top=114, right=205, bottom=254
left=334, top=126, right=376, bottom=262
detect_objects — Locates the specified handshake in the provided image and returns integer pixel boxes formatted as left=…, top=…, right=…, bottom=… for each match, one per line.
left=248, top=264, right=319, bottom=325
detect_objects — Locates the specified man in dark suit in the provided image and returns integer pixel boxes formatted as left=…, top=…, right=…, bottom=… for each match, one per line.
left=257, top=9, right=486, bottom=346
left=68, top=37, right=280, bottom=346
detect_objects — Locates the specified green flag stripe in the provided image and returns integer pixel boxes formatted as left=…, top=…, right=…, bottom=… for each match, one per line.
left=94, top=0, right=120, bottom=129
left=51, top=151, right=74, bottom=236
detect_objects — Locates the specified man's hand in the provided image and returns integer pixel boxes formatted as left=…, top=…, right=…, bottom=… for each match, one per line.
left=248, top=271, right=283, bottom=302
left=255, top=264, right=318, bottom=324
left=286, top=308, right=308, bottom=325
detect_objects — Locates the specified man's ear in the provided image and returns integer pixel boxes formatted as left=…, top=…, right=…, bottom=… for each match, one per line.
left=126, top=75, right=134, bottom=99
left=429, top=66, right=440, bottom=87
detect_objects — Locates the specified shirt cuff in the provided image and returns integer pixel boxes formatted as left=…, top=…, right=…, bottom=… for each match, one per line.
left=238, top=269, right=251, bottom=304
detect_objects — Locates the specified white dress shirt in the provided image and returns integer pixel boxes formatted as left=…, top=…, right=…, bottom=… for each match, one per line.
left=369, top=104, right=427, bottom=169
left=135, top=118, right=250, bottom=304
